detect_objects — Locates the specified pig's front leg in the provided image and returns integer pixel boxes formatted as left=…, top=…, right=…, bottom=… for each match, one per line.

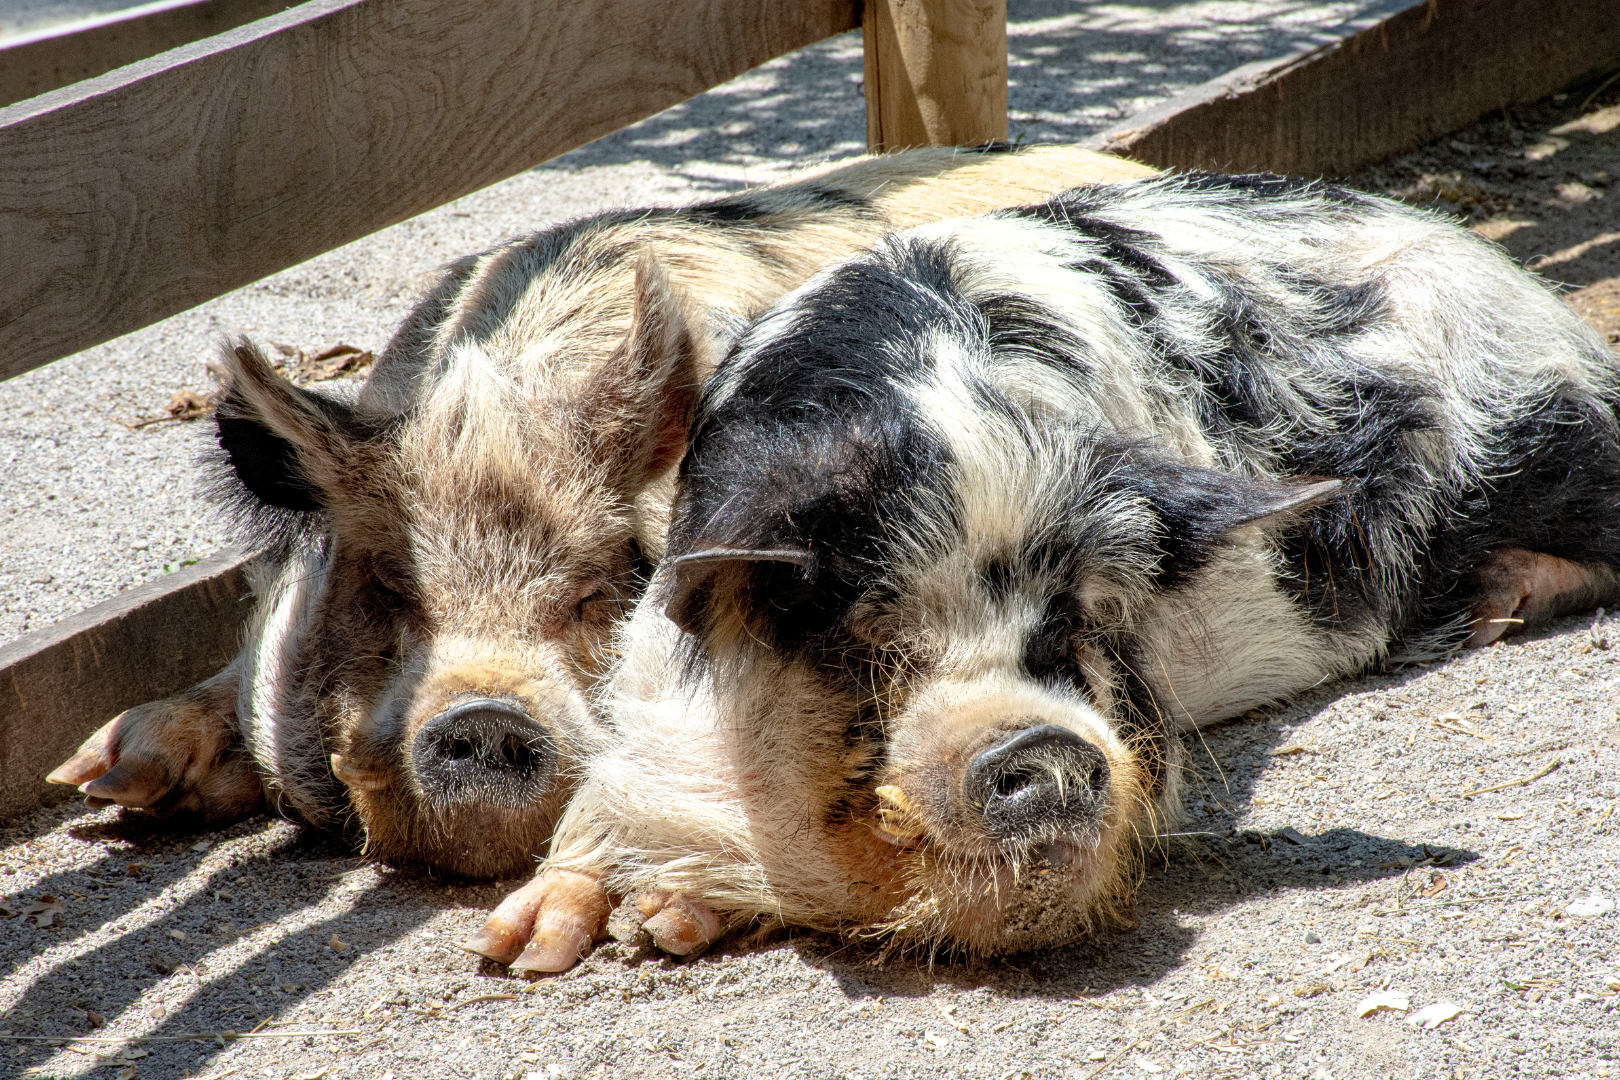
left=463, top=868, right=614, bottom=972
left=605, top=889, right=727, bottom=957
left=464, top=703, right=751, bottom=970
left=463, top=871, right=725, bottom=972
left=48, top=661, right=265, bottom=822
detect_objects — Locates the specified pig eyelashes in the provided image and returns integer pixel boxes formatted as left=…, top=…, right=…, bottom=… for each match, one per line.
left=567, top=535, right=657, bottom=621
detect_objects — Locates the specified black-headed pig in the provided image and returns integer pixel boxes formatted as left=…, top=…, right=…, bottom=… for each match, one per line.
left=483, top=173, right=1620, bottom=967
left=49, top=147, right=1158, bottom=880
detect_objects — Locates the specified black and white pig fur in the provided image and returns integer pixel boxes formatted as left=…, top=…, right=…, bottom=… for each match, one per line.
left=491, top=173, right=1620, bottom=966
left=50, top=146, right=1156, bottom=888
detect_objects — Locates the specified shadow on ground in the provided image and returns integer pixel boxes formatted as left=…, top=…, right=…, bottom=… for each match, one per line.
left=1, top=814, right=459, bottom=1077
left=546, top=1, right=1407, bottom=183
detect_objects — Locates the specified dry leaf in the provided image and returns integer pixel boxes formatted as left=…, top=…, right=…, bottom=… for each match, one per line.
left=118, top=1066, right=137, bottom=1080
left=278, top=343, right=376, bottom=385
left=23, top=896, right=65, bottom=928
left=328, top=934, right=349, bottom=953
left=1357, top=990, right=1411, bottom=1017
left=131, top=387, right=217, bottom=428
left=1420, top=873, right=1449, bottom=898
left=87, top=1011, right=106, bottom=1028
left=1405, top=1002, right=1463, bottom=1028
left=290, top=1069, right=331, bottom=1080
left=167, top=388, right=214, bottom=420
left=1269, top=744, right=1312, bottom=756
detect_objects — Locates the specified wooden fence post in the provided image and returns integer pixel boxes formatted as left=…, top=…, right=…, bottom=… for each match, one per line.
left=863, top=0, right=1007, bottom=152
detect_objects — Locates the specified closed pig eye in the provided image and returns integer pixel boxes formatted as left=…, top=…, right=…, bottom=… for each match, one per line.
left=366, top=564, right=411, bottom=614
left=572, top=584, right=610, bottom=621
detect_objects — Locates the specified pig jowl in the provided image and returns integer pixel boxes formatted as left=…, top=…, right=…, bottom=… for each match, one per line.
left=49, top=146, right=1159, bottom=879
left=486, top=172, right=1620, bottom=965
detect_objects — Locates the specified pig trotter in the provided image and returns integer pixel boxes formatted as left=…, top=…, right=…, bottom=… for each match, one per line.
left=46, top=671, right=264, bottom=822
left=464, top=868, right=610, bottom=973
left=1465, top=549, right=1620, bottom=648
left=637, top=892, right=725, bottom=957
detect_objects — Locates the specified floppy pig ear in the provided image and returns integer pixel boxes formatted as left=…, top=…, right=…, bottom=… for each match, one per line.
left=1219, top=476, right=1342, bottom=528
left=1128, top=463, right=1343, bottom=584
left=663, top=547, right=816, bottom=635
left=577, top=255, right=700, bottom=494
left=214, top=339, right=365, bottom=513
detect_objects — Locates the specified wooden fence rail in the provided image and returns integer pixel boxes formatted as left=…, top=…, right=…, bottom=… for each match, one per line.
left=0, top=0, right=864, bottom=383
left=0, top=0, right=299, bottom=109
left=1093, top=0, right=1620, bottom=177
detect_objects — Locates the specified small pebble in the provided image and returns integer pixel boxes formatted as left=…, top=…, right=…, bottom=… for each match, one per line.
left=1304, top=931, right=1321, bottom=944
left=1566, top=896, right=1616, bottom=918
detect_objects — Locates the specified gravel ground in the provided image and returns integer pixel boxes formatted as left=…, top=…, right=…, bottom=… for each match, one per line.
left=4, top=611, right=1617, bottom=1079
left=5, top=5, right=1620, bottom=1080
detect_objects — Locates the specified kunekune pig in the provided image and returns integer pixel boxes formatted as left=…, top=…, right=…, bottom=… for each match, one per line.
left=47, top=146, right=1156, bottom=880
left=476, top=172, right=1620, bottom=969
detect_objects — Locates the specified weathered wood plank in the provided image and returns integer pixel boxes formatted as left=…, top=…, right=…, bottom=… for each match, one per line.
left=0, top=550, right=257, bottom=823
left=0, top=0, right=859, bottom=382
left=0, top=0, right=297, bottom=109
left=863, top=0, right=1007, bottom=153
left=1089, top=0, right=1620, bottom=177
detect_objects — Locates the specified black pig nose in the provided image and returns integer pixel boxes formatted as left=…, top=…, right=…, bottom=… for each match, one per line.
left=412, top=699, right=556, bottom=809
left=964, top=724, right=1110, bottom=841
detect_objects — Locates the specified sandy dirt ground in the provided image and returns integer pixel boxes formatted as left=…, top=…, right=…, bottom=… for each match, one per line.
left=4, top=9, right=1620, bottom=1080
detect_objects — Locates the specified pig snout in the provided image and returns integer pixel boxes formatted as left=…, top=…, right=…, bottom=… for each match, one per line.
left=412, top=699, right=557, bottom=809
left=963, top=724, right=1110, bottom=842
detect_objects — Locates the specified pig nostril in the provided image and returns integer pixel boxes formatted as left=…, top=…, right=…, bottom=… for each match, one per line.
left=964, top=724, right=1110, bottom=842
left=412, top=699, right=557, bottom=810
left=993, top=767, right=1040, bottom=799
left=500, top=733, right=540, bottom=771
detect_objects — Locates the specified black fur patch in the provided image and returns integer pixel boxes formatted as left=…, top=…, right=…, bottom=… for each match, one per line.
left=1176, top=170, right=1374, bottom=207
left=215, top=412, right=321, bottom=514
left=206, top=378, right=385, bottom=561
left=1419, top=388, right=1620, bottom=630
left=705, top=238, right=972, bottom=419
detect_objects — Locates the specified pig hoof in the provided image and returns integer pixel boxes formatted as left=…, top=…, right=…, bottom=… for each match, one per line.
left=606, top=902, right=654, bottom=947
left=1466, top=549, right=1618, bottom=648
left=638, top=892, right=725, bottom=957
left=46, top=686, right=263, bottom=822
left=465, top=868, right=610, bottom=973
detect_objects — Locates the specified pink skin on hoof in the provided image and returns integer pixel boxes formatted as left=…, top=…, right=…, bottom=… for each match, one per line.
left=1466, top=549, right=1616, bottom=648
left=46, top=678, right=264, bottom=821
left=639, top=893, right=725, bottom=956
left=463, top=869, right=610, bottom=973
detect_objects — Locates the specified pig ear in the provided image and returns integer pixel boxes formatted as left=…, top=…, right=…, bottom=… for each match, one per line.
left=1130, top=465, right=1343, bottom=583
left=213, top=339, right=364, bottom=513
left=575, top=255, right=700, bottom=494
left=663, top=547, right=816, bottom=635
left=1218, top=476, right=1342, bottom=528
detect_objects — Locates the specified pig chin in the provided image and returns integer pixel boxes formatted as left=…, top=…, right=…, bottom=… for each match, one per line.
left=343, top=655, right=593, bottom=878
left=864, top=681, right=1149, bottom=953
